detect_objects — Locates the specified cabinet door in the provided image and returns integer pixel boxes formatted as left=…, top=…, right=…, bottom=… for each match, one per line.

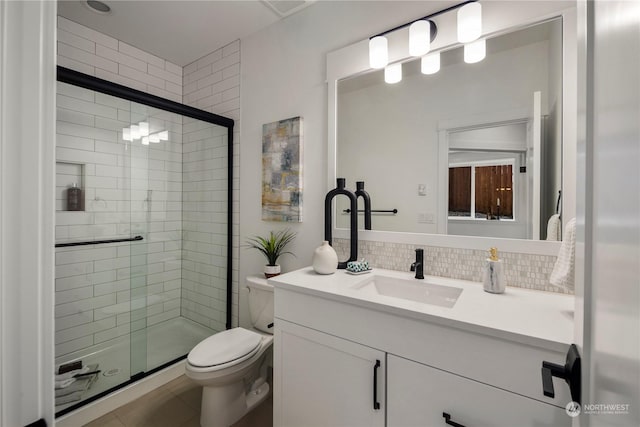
left=274, top=320, right=385, bottom=427
left=387, top=354, right=571, bottom=427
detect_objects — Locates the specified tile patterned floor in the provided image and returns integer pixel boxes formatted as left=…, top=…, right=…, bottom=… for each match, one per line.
left=84, top=375, right=273, bottom=427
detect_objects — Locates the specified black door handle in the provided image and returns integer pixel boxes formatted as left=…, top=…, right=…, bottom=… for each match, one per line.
left=541, top=343, right=581, bottom=404
left=373, top=359, right=381, bottom=410
left=443, top=412, right=466, bottom=427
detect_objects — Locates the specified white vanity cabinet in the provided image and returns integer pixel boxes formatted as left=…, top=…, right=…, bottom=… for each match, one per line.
left=387, top=354, right=569, bottom=427
left=274, top=320, right=385, bottom=427
left=271, top=268, right=575, bottom=427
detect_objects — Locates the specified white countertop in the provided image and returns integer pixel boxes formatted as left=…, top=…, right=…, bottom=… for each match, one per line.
left=270, top=267, right=574, bottom=351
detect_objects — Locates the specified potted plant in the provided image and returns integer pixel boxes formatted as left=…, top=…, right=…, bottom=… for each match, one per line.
left=246, top=229, right=297, bottom=278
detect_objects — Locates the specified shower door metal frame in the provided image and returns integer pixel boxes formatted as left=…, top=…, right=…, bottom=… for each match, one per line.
left=55, top=66, right=234, bottom=417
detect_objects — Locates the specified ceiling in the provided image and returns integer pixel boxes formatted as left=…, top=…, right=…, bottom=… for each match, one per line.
left=57, top=0, right=315, bottom=66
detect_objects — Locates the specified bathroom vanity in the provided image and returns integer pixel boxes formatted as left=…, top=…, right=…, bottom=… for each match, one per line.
left=271, top=268, right=574, bottom=427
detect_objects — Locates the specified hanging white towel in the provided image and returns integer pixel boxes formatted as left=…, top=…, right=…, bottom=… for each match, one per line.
left=550, top=217, right=576, bottom=291
left=546, top=214, right=562, bottom=241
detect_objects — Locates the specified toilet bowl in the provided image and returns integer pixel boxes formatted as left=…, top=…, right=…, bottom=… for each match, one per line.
left=185, top=276, right=274, bottom=427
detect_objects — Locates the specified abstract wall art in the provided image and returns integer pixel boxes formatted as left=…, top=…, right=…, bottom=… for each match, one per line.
left=262, top=116, right=303, bottom=222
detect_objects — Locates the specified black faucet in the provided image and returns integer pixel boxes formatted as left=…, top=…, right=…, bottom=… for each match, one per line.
left=324, top=178, right=358, bottom=269
left=410, top=248, right=424, bottom=279
left=355, top=181, right=372, bottom=230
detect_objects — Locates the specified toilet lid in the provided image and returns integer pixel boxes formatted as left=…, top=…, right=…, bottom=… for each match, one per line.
left=187, top=328, right=262, bottom=368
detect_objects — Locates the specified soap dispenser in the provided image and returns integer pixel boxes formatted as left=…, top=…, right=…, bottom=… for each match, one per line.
left=482, top=247, right=506, bottom=294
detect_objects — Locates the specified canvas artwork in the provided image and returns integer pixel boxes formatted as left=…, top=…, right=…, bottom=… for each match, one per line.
left=262, top=117, right=303, bottom=222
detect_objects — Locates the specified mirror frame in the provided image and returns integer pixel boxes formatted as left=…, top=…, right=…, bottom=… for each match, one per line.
left=327, top=1, right=577, bottom=255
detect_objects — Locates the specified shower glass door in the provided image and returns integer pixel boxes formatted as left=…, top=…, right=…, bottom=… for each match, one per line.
left=54, top=67, right=232, bottom=417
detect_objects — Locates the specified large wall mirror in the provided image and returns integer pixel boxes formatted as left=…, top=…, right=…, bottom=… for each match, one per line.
left=328, top=2, right=576, bottom=251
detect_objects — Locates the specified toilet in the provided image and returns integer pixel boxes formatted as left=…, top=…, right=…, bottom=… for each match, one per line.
left=185, top=276, right=274, bottom=427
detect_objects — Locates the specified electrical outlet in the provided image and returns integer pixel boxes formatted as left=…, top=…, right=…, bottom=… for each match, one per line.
left=418, top=184, right=427, bottom=196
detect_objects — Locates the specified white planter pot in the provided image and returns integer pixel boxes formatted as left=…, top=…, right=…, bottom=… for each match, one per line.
left=312, top=241, right=338, bottom=275
left=264, top=264, right=281, bottom=278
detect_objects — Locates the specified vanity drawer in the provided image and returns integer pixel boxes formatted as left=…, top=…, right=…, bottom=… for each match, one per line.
left=387, top=354, right=571, bottom=427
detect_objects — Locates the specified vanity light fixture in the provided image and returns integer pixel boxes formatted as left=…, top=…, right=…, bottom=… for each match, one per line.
left=421, top=52, right=441, bottom=74
left=409, top=20, right=432, bottom=57
left=368, top=1, right=482, bottom=83
left=384, top=63, right=402, bottom=84
left=464, top=38, right=486, bottom=63
left=457, top=2, right=482, bottom=43
left=369, top=36, right=389, bottom=69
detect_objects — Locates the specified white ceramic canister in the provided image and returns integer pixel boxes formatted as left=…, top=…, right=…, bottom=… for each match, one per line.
left=312, top=241, right=338, bottom=274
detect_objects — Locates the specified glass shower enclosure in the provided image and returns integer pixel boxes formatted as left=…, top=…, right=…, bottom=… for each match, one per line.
left=54, top=67, right=232, bottom=416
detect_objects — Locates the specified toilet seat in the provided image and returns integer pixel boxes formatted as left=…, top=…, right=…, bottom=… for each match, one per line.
left=187, top=328, right=262, bottom=369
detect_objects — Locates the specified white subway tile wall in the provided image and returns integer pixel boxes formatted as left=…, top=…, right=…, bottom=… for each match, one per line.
left=57, top=16, right=183, bottom=103
left=180, top=119, right=229, bottom=331
left=55, top=18, right=235, bottom=360
left=183, top=40, right=240, bottom=328
left=332, top=239, right=570, bottom=295
left=55, top=80, right=188, bottom=358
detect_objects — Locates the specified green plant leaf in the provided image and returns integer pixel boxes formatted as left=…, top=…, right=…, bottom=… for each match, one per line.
left=244, top=228, right=297, bottom=266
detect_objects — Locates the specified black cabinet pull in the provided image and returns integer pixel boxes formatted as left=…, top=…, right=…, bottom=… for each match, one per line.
left=373, top=359, right=381, bottom=410
left=442, top=412, right=466, bottom=427
left=541, top=344, right=581, bottom=404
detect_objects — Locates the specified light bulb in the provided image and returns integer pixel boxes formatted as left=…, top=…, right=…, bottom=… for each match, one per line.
left=384, top=63, right=402, bottom=84
left=141, top=136, right=149, bottom=145
left=457, top=2, right=482, bottom=43
left=158, top=130, right=169, bottom=141
left=149, top=133, right=160, bottom=143
left=138, top=122, right=149, bottom=137
left=369, top=36, right=389, bottom=69
left=130, top=125, right=141, bottom=140
left=409, top=20, right=431, bottom=57
left=421, top=52, right=440, bottom=74
left=464, top=39, right=486, bottom=63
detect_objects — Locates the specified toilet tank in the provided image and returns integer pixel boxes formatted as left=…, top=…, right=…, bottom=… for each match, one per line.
left=247, top=276, right=274, bottom=334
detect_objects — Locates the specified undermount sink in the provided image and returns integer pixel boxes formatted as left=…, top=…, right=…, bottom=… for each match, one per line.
left=351, top=274, right=463, bottom=308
